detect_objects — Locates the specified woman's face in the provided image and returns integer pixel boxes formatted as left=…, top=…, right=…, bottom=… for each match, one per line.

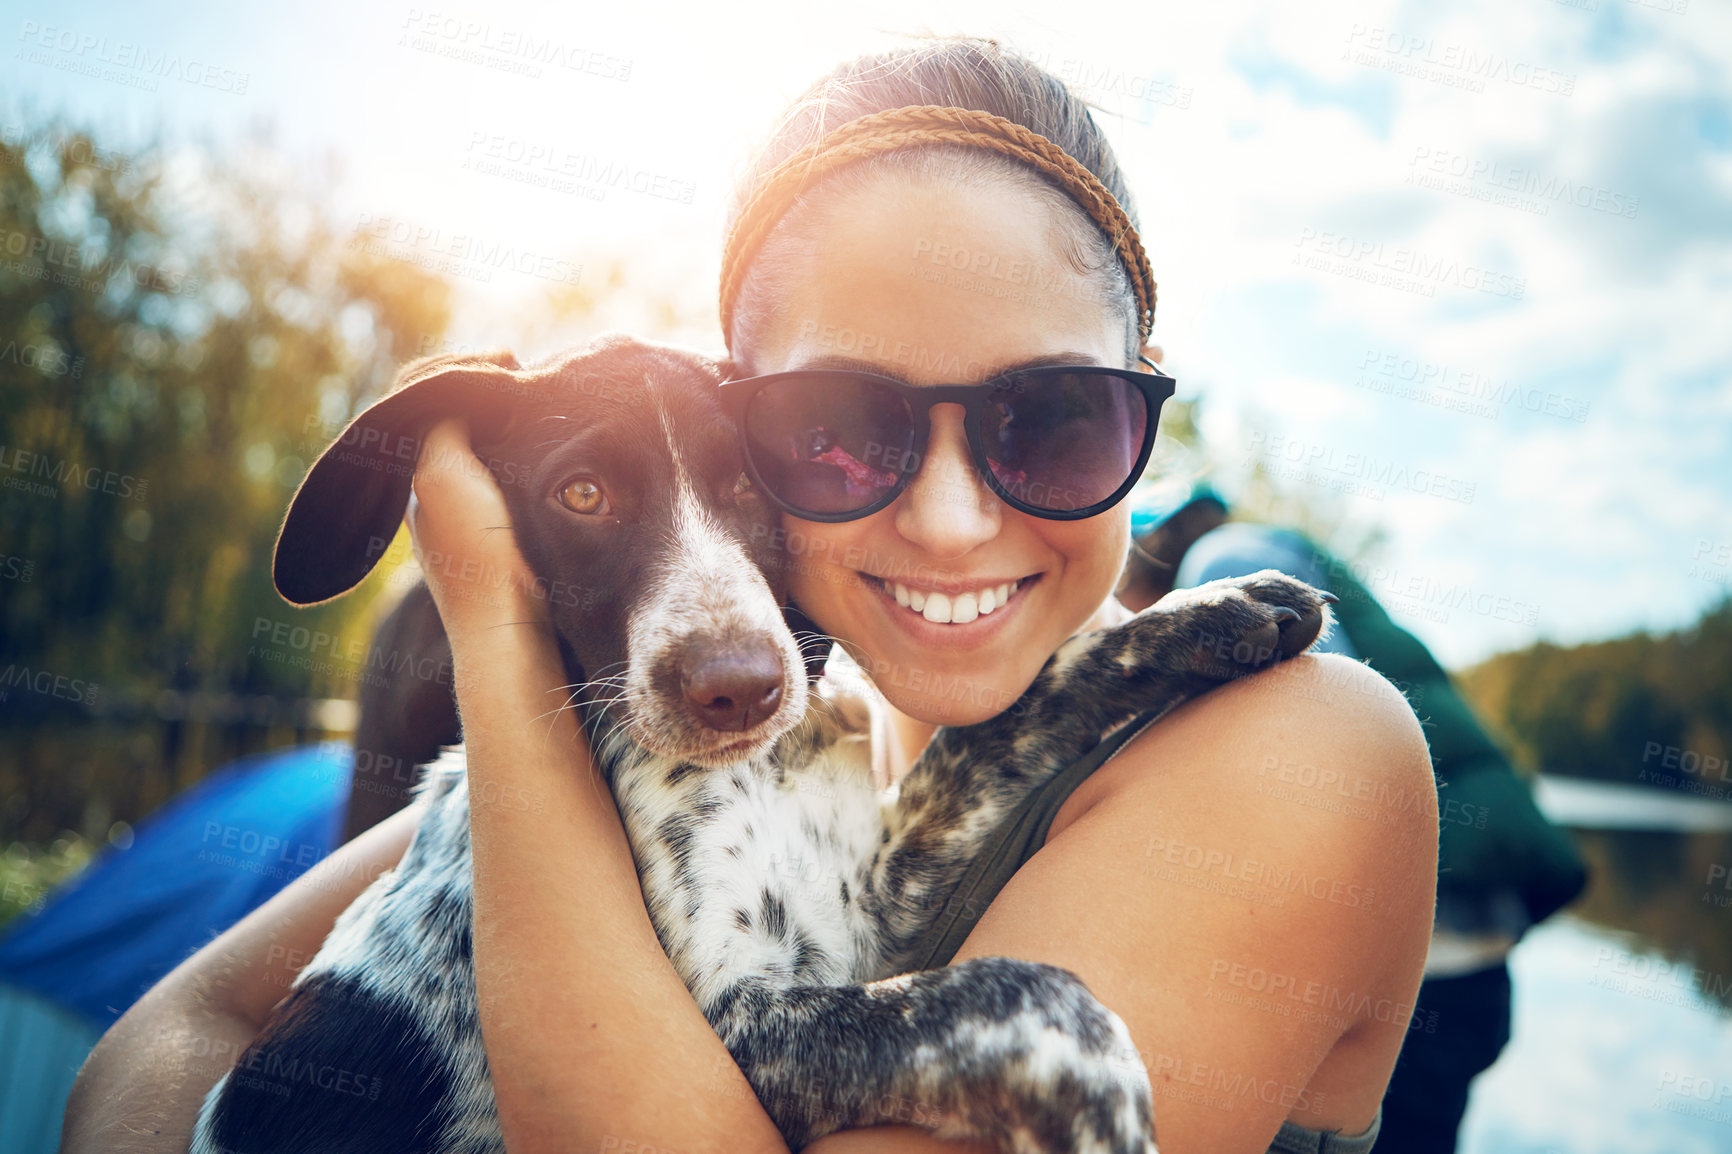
left=746, top=176, right=1138, bottom=726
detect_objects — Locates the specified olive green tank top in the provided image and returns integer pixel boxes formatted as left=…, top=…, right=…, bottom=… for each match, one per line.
left=901, top=709, right=1385, bottom=1154
left=905, top=709, right=1164, bottom=972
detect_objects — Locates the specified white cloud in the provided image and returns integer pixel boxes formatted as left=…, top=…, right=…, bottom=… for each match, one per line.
left=13, top=0, right=1726, bottom=665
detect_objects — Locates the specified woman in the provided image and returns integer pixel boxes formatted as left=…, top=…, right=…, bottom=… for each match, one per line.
left=63, top=40, right=1434, bottom=1154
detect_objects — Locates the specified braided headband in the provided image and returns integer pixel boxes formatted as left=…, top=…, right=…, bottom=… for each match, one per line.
left=719, top=105, right=1157, bottom=345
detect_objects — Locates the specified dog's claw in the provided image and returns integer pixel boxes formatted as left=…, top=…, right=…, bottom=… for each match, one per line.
left=1165, top=571, right=1332, bottom=682
left=1319, top=590, right=1340, bottom=604
left=1243, top=621, right=1281, bottom=668
left=1276, top=604, right=1325, bottom=657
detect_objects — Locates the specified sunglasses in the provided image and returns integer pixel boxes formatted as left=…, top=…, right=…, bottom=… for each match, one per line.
left=719, top=357, right=1176, bottom=523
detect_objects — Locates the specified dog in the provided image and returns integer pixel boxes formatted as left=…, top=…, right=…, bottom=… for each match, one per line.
left=341, top=581, right=459, bottom=842
left=191, top=334, right=1329, bottom=1154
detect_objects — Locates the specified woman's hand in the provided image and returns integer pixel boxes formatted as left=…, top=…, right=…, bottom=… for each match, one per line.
left=406, top=420, right=791, bottom=1154
left=406, top=418, right=557, bottom=669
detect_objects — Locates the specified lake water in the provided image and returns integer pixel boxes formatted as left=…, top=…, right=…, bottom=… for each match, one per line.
left=1456, top=780, right=1732, bottom=1154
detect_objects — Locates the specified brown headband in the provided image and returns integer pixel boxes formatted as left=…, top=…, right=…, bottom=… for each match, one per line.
left=719, top=104, right=1157, bottom=346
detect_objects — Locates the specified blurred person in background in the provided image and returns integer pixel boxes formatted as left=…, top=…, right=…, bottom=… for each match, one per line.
left=1118, top=467, right=1590, bottom=1154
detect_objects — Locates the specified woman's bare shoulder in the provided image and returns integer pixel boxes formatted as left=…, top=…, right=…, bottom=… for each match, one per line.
left=1054, top=652, right=1439, bottom=977
left=1060, top=651, right=1436, bottom=853
left=942, top=654, right=1436, bottom=1151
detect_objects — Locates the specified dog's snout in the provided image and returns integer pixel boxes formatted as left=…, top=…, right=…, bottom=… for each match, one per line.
left=680, top=640, right=785, bottom=733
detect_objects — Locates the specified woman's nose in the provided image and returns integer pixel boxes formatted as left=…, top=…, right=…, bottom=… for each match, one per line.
left=892, top=403, right=1001, bottom=559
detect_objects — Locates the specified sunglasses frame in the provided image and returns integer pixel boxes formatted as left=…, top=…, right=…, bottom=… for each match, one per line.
left=719, top=356, right=1178, bottom=523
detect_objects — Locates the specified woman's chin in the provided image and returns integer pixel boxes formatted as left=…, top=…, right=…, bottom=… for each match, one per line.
left=853, top=641, right=1036, bottom=726
left=882, top=684, right=1019, bottom=729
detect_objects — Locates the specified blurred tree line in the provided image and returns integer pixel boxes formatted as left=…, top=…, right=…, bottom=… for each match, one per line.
left=0, top=118, right=451, bottom=853
left=2, top=111, right=1726, bottom=920
left=1458, top=598, right=1732, bottom=791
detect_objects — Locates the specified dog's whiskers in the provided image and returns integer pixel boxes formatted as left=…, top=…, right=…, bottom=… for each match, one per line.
left=535, top=670, right=634, bottom=732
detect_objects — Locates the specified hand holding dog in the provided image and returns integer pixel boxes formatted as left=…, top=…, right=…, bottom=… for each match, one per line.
left=407, top=417, right=553, bottom=648
left=399, top=410, right=791, bottom=1154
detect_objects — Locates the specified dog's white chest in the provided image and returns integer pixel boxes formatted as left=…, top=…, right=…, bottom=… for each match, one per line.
left=611, top=730, right=892, bottom=1009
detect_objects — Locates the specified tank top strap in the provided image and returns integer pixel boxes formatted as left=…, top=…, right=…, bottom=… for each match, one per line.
left=1266, top=1106, right=1382, bottom=1154
left=906, top=709, right=1164, bottom=972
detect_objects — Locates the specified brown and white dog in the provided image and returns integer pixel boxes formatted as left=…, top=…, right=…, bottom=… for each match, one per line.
left=191, top=334, right=1330, bottom=1154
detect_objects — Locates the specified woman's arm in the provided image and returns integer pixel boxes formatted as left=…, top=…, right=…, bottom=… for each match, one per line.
left=60, top=803, right=422, bottom=1154
left=406, top=420, right=790, bottom=1154
left=805, top=654, right=1437, bottom=1154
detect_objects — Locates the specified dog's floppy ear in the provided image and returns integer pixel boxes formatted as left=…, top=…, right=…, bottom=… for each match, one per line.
left=273, top=351, right=529, bottom=606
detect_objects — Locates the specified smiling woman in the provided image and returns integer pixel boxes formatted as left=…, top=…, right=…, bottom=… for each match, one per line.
left=61, top=36, right=1434, bottom=1154
left=693, top=44, right=1432, bottom=1153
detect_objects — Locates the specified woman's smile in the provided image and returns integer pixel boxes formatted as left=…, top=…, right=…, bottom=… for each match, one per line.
left=881, top=572, right=1026, bottom=623
left=866, top=568, right=1037, bottom=634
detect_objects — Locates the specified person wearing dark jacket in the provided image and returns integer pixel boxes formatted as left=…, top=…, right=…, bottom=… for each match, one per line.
left=1119, top=481, right=1589, bottom=1154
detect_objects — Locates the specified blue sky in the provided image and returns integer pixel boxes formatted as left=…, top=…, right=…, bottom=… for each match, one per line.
left=4, top=0, right=1728, bottom=668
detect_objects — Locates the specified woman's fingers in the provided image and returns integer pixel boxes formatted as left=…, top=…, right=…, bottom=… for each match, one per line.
left=408, top=418, right=510, bottom=556
left=407, top=418, right=548, bottom=639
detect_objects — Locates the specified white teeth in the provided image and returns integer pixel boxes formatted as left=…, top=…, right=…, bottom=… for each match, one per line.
left=883, top=577, right=1026, bottom=624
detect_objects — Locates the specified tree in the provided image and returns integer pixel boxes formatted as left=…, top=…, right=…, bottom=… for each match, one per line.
left=0, top=122, right=450, bottom=845
left=1457, top=599, right=1732, bottom=792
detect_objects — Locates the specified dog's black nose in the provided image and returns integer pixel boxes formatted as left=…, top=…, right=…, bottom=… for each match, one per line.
left=680, top=641, right=785, bottom=733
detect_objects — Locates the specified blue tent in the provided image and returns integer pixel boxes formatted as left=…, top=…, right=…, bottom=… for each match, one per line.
left=0, top=743, right=352, bottom=1152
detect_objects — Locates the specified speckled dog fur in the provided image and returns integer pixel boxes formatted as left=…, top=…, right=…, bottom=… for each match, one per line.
left=192, top=335, right=1328, bottom=1154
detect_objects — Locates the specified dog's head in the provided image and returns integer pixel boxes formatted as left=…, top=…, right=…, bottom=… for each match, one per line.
left=274, top=333, right=821, bottom=767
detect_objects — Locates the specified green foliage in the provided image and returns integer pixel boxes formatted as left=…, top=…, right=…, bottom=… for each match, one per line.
left=1458, top=598, right=1732, bottom=788
left=0, top=121, right=451, bottom=844
left=0, top=832, right=93, bottom=928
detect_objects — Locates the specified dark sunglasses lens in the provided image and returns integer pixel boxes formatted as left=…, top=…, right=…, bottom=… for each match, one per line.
left=981, top=372, right=1149, bottom=512
left=743, top=376, right=917, bottom=515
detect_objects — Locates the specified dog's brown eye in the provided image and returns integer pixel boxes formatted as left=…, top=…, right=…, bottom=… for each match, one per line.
left=558, top=478, right=609, bottom=515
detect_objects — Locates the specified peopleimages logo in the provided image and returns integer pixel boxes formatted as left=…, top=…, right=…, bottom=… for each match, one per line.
left=461, top=132, right=697, bottom=205
left=1356, top=348, right=1591, bottom=426
left=0, top=663, right=101, bottom=706
left=1406, top=147, right=1640, bottom=220
left=1341, top=24, right=1576, bottom=97
left=398, top=9, right=633, bottom=81
left=1294, top=229, right=1525, bottom=300
left=0, top=444, right=149, bottom=501
left=0, top=227, right=198, bottom=296
left=1246, top=431, right=1478, bottom=506
left=350, top=213, right=583, bottom=287
left=15, top=21, right=250, bottom=94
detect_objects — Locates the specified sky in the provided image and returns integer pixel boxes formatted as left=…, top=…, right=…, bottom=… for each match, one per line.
left=3, top=0, right=1728, bottom=668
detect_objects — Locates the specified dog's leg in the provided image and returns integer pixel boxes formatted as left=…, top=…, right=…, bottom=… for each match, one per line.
left=344, top=580, right=460, bottom=842
left=191, top=761, right=495, bottom=1154
left=709, top=958, right=1153, bottom=1153
left=857, top=570, right=1329, bottom=969
left=968, top=568, right=1332, bottom=760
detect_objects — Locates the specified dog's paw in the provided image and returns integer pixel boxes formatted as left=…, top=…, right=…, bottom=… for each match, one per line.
left=1148, top=569, right=1333, bottom=682
left=916, top=960, right=1158, bottom=1154
left=1013, top=1012, right=1158, bottom=1154
left=1048, top=1018, right=1161, bottom=1154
